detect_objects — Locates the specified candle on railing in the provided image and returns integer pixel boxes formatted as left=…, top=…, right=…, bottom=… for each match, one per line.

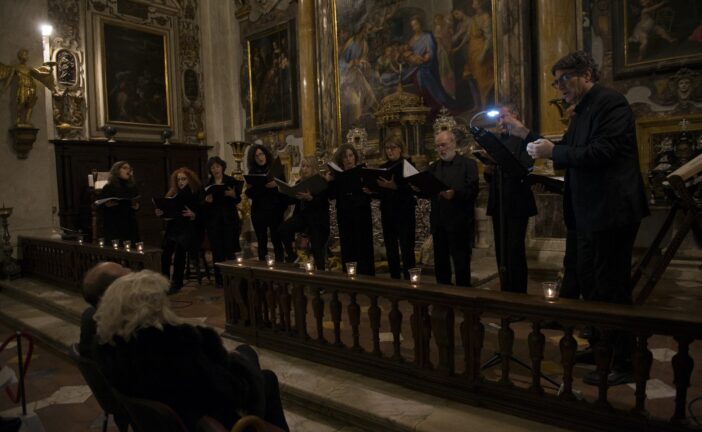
left=235, top=252, right=243, bottom=265
left=136, top=242, right=144, bottom=253
left=111, top=239, right=119, bottom=249
left=304, top=260, right=314, bottom=272
left=98, top=238, right=105, bottom=248
left=77, top=236, right=83, bottom=245
left=123, top=240, right=131, bottom=251
left=409, top=267, right=421, bottom=285
left=266, top=254, right=274, bottom=267
left=542, top=281, right=559, bottom=301
left=346, top=262, right=357, bottom=277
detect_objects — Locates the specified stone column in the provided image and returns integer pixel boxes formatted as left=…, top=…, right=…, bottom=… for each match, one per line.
left=298, top=0, right=318, bottom=155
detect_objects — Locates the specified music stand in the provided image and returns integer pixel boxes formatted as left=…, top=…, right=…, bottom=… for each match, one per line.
left=470, top=127, right=561, bottom=389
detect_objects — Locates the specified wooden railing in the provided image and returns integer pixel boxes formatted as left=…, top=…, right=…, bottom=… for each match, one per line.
left=220, top=261, right=702, bottom=432
left=17, top=236, right=161, bottom=292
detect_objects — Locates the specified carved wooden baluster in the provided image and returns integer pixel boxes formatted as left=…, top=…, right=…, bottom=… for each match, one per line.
left=498, top=318, right=515, bottom=386
left=430, top=305, right=455, bottom=375
left=671, top=336, right=694, bottom=423
left=251, top=280, right=262, bottom=328
left=528, top=321, right=545, bottom=395
left=410, top=302, right=432, bottom=368
left=558, top=326, right=577, bottom=400
left=389, top=299, right=403, bottom=362
left=261, top=282, right=271, bottom=327
left=279, top=283, right=292, bottom=333
left=348, top=293, right=362, bottom=351
left=292, top=283, right=308, bottom=340
left=631, top=333, right=653, bottom=416
left=312, top=287, right=326, bottom=343
left=330, top=290, right=343, bottom=347
left=368, top=295, right=382, bottom=357
left=236, top=278, right=250, bottom=325
left=593, top=337, right=613, bottom=407
left=266, top=282, right=277, bottom=328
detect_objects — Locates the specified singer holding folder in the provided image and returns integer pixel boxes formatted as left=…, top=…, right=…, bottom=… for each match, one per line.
left=425, top=130, right=479, bottom=286
left=98, top=161, right=140, bottom=244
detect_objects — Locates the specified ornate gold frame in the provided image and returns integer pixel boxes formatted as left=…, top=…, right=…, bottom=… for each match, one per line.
left=635, top=114, right=702, bottom=174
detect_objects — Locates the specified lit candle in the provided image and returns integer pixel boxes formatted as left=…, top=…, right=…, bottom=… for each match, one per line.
left=346, top=262, right=357, bottom=277
left=123, top=240, right=131, bottom=251
left=543, top=282, right=559, bottom=301
left=235, top=252, right=243, bottom=265
left=77, top=236, right=83, bottom=245
left=112, top=239, right=119, bottom=249
left=409, top=268, right=421, bottom=284
left=136, top=242, right=144, bottom=253
left=98, top=238, right=105, bottom=248
left=266, top=254, right=274, bottom=267
left=304, top=261, right=314, bottom=272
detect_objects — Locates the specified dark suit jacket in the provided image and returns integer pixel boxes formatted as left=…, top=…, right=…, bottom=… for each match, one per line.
left=551, top=84, right=649, bottom=233
left=78, top=307, right=97, bottom=358
left=485, top=134, right=537, bottom=219
left=426, top=154, right=479, bottom=234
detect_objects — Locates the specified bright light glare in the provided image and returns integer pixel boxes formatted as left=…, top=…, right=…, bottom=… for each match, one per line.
left=40, top=24, right=53, bottom=36
left=486, top=109, right=499, bottom=117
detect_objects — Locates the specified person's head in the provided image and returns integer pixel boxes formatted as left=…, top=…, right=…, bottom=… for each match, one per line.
left=167, top=167, right=201, bottom=197
left=497, top=103, right=519, bottom=134
left=383, top=135, right=404, bottom=162
left=452, top=9, right=466, bottom=20
left=109, top=161, right=135, bottom=185
left=333, top=144, right=360, bottom=170
left=17, top=49, right=28, bottom=63
left=472, top=0, right=488, bottom=11
left=247, top=144, right=273, bottom=171
left=678, top=77, right=692, bottom=96
left=94, top=270, right=183, bottom=344
left=435, top=130, right=457, bottom=161
left=299, top=156, right=319, bottom=179
left=410, top=15, right=424, bottom=33
left=550, top=50, right=599, bottom=105
left=82, top=262, right=130, bottom=307
left=206, top=156, right=227, bottom=179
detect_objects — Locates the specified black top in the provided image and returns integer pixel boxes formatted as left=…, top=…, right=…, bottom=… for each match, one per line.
left=99, top=179, right=140, bottom=243
left=426, top=154, right=479, bottom=234
left=485, top=134, right=538, bottom=219
left=203, top=174, right=242, bottom=227
left=291, top=180, right=330, bottom=228
left=328, top=165, right=372, bottom=213
left=245, top=164, right=289, bottom=213
left=377, top=158, right=417, bottom=217
left=551, top=84, right=649, bottom=232
left=162, top=186, right=201, bottom=249
left=93, top=324, right=250, bottom=430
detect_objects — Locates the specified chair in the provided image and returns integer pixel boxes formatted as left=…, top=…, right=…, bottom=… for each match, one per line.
left=111, top=388, right=189, bottom=432
left=68, top=344, right=130, bottom=432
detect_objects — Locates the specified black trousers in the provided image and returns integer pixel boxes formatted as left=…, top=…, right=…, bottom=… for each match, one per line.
left=381, top=210, right=416, bottom=279
left=207, top=223, right=236, bottom=286
left=161, top=237, right=187, bottom=290
left=433, top=227, right=472, bottom=287
left=279, top=215, right=329, bottom=270
left=337, top=207, right=375, bottom=276
left=252, top=210, right=285, bottom=262
left=572, top=222, right=640, bottom=370
left=491, top=215, right=529, bottom=293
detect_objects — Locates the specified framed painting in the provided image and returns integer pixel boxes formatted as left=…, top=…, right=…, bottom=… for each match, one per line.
left=332, top=0, right=498, bottom=140
left=246, top=21, right=298, bottom=131
left=613, top=0, right=702, bottom=78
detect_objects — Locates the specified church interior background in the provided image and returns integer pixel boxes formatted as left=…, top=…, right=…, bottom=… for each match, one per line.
left=0, top=0, right=701, bottom=431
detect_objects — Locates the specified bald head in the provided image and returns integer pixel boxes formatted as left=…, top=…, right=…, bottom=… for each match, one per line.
left=82, top=262, right=130, bottom=306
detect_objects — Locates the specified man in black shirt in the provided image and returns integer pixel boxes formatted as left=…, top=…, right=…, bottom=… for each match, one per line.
left=427, top=130, right=479, bottom=287
left=527, top=51, right=649, bottom=386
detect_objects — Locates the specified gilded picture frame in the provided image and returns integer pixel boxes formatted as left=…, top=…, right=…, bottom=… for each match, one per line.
left=635, top=114, right=702, bottom=174
left=246, top=21, right=298, bottom=131
left=612, top=0, right=702, bottom=79
left=87, top=14, right=179, bottom=140
left=331, top=0, right=499, bottom=142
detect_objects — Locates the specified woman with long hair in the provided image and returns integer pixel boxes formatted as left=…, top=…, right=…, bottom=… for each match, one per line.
left=98, top=160, right=140, bottom=244
left=326, top=144, right=375, bottom=275
left=279, top=156, right=330, bottom=269
left=155, top=167, right=202, bottom=294
left=202, top=156, right=242, bottom=289
left=245, top=144, right=288, bottom=262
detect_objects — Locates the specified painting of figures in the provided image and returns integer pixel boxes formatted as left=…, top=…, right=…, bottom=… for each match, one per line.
left=335, top=0, right=496, bottom=136
left=613, top=0, right=702, bottom=77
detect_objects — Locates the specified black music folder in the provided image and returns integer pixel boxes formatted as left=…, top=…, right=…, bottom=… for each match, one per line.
left=275, top=174, right=328, bottom=199
left=469, top=127, right=529, bottom=178
left=152, top=197, right=185, bottom=219
left=405, top=171, right=448, bottom=195
left=360, top=161, right=403, bottom=191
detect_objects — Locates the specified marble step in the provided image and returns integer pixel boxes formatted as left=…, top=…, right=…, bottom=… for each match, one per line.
left=0, top=277, right=566, bottom=432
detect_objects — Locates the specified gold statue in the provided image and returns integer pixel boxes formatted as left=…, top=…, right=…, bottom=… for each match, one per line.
left=0, top=49, right=56, bottom=127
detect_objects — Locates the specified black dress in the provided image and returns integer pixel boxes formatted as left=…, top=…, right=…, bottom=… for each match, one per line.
left=160, top=187, right=201, bottom=291
left=202, top=174, right=242, bottom=286
left=98, top=179, right=140, bottom=243
left=279, top=184, right=330, bottom=269
left=329, top=167, right=375, bottom=276
left=377, top=158, right=416, bottom=279
left=245, top=165, right=288, bottom=262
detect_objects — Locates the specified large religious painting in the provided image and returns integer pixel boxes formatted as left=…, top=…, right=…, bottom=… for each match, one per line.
left=101, top=20, right=171, bottom=127
left=613, top=0, right=702, bottom=78
left=333, top=0, right=497, bottom=139
left=246, top=21, right=298, bottom=131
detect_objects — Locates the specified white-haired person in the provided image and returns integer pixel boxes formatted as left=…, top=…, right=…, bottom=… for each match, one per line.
left=92, top=270, right=289, bottom=431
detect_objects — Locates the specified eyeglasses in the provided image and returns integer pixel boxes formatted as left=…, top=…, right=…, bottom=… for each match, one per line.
left=551, top=72, right=576, bottom=88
